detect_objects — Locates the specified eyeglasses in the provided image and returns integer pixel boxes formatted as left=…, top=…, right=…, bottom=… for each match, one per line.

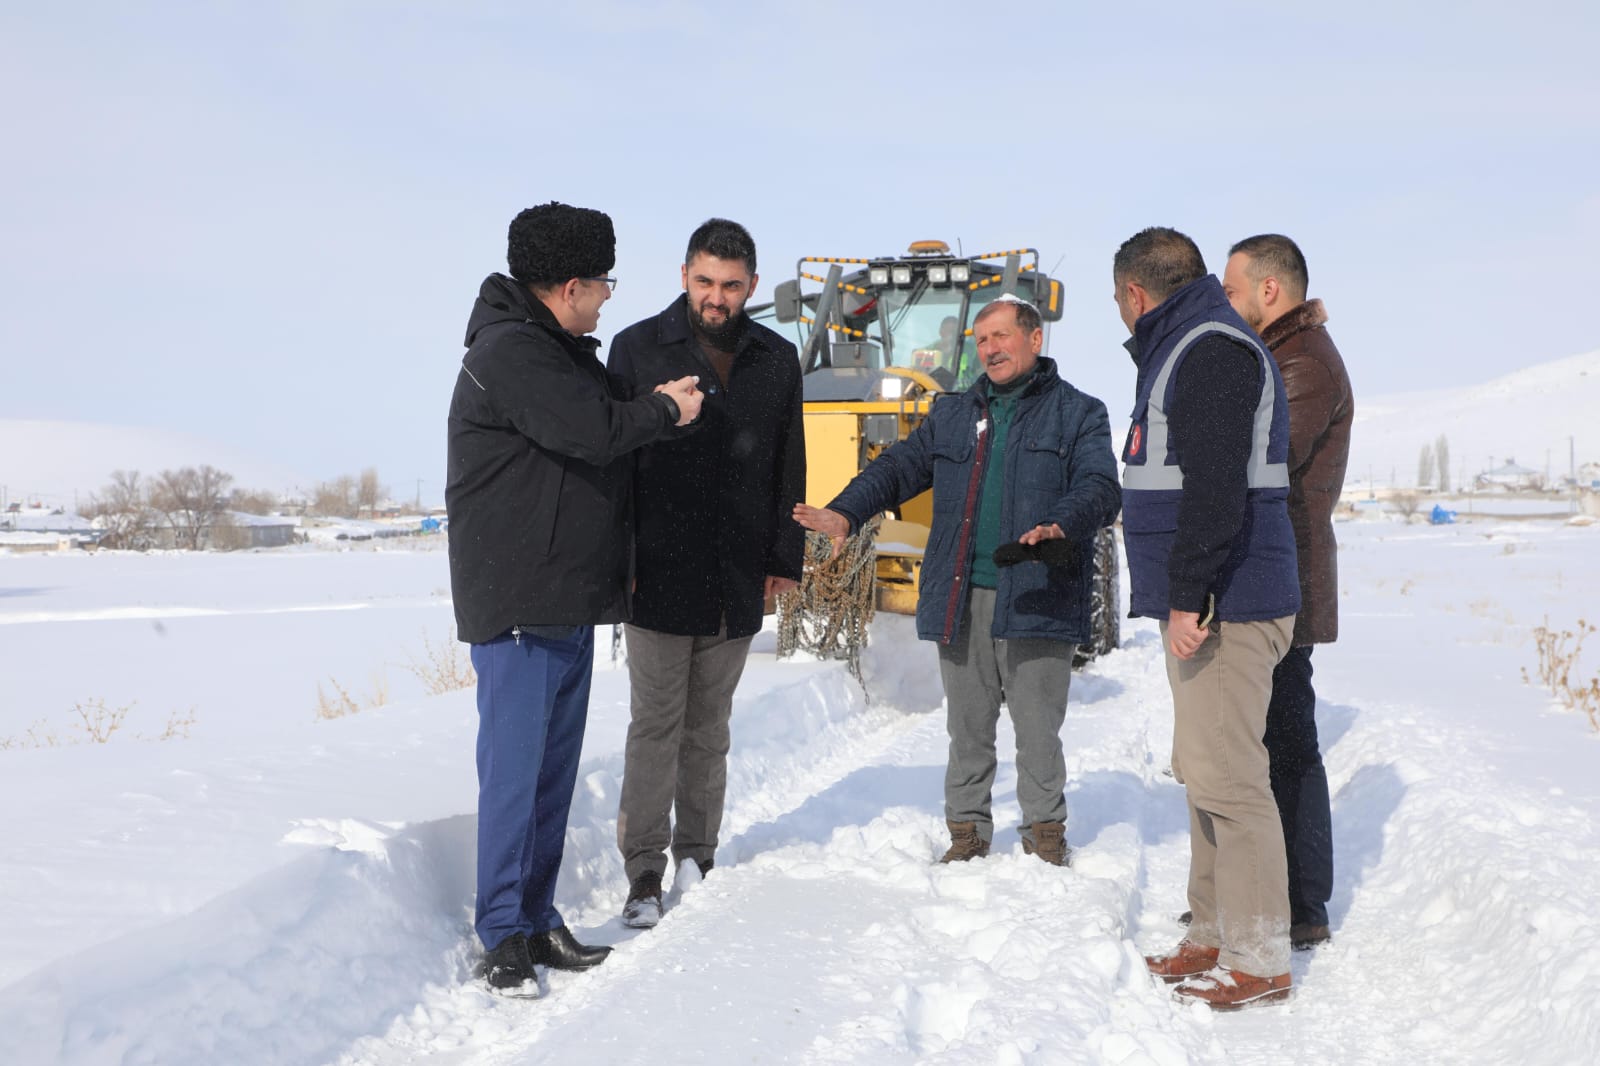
left=585, top=276, right=618, bottom=293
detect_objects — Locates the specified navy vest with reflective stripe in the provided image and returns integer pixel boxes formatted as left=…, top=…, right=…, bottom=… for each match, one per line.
left=1120, top=275, right=1300, bottom=622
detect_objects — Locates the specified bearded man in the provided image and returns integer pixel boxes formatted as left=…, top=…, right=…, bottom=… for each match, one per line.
left=607, top=218, right=806, bottom=927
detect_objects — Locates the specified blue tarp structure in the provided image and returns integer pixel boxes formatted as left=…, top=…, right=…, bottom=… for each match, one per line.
left=1430, top=504, right=1457, bottom=525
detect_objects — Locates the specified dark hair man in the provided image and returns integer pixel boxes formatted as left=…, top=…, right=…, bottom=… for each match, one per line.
left=795, top=295, right=1121, bottom=869
left=1223, top=234, right=1353, bottom=951
left=446, top=202, right=703, bottom=993
left=1115, top=226, right=1300, bottom=1009
left=607, top=218, right=806, bottom=928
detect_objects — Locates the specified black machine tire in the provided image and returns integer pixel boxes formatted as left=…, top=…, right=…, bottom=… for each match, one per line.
left=1073, top=526, right=1121, bottom=668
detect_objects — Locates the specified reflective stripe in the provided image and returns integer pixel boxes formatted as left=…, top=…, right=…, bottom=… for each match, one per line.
left=1122, top=322, right=1288, bottom=491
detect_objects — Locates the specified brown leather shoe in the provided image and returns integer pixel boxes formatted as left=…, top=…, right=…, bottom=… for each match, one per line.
left=1144, top=940, right=1221, bottom=983
left=1175, top=967, right=1291, bottom=1010
left=1021, top=821, right=1071, bottom=866
left=938, top=820, right=991, bottom=863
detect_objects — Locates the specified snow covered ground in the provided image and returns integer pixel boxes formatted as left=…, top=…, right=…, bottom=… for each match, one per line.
left=2, top=515, right=1598, bottom=1065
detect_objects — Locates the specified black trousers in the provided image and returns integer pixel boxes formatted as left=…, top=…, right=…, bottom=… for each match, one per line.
left=1263, top=645, right=1332, bottom=927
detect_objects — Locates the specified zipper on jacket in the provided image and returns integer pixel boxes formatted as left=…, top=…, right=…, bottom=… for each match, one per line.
left=512, top=625, right=522, bottom=646
left=943, top=399, right=991, bottom=644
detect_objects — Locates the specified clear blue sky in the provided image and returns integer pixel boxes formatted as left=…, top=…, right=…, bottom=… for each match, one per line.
left=2, top=1, right=1595, bottom=500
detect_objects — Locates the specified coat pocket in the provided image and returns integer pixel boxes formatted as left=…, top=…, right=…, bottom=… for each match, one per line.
left=1019, top=434, right=1066, bottom=497
left=930, top=433, right=974, bottom=514
left=529, top=456, right=567, bottom=557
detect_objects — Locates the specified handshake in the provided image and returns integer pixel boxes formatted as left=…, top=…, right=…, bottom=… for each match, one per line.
left=653, top=376, right=704, bottom=426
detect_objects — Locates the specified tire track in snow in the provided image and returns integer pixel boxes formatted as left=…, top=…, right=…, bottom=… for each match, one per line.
left=338, top=633, right=1222, bottom=1065
left=332, top=669, right=941, bottom=1065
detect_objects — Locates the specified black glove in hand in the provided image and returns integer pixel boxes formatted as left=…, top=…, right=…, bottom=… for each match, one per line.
left=992, top=538, right=1080, bottom=570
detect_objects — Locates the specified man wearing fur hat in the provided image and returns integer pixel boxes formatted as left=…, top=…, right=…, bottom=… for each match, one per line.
left=446, top=202, right=703, bottom=994
left=1222, top=234, right=1353, bottom=951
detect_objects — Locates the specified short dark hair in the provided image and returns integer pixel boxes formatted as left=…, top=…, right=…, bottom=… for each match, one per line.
left=686, top=218, right=757, bottom=275
left=1113, top=227, right=1206, bottom=302
left=974, top=296, right=1042, bottom=334
left=1228, top=233, right=1309, bottom=303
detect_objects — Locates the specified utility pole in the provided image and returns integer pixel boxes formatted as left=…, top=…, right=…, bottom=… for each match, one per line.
left=415, top=478, right=423, bottom=512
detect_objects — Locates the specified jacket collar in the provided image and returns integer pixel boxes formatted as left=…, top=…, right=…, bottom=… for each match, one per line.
left=466, top=273, right=600, bottom=354
left=1129, top=274, right=1233, bottom=369
left=1259, top=298, right=1328, bottom=351
left=968, top=355, right=1058, bottom=402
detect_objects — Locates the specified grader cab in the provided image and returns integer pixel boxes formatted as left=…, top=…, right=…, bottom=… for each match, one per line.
left=753, top=241, right=1119, bottom=667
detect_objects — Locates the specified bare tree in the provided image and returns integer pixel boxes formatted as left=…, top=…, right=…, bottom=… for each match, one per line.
left=1417, top=443, right=1435, bottom=490
left=312, top=475, right=359, bottom=518
left=86, top=469, right=157, bottom=550
left=229, top=488, right=279, bottom=515
left=150, top=465, right=234, bottom=549
left=1436, top=434, right=1451, bottom=492
left=357, top=467, right=388, bottom=516
left=1392, top=491, right=1422, bottom=519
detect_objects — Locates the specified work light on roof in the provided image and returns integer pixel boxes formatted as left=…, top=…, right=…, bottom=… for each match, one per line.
left=890, top=265, right=913, bottom=287
left=949, top=262, right=971, bottom=283
left=868, top=266, right=890, bottom=287
left=926, top=264, right=949, bottom=286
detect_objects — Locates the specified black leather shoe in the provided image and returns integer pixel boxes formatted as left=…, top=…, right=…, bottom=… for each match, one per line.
left=529, top=925, right=612, bottom=971
left=478, top=933, right=541, bottom=995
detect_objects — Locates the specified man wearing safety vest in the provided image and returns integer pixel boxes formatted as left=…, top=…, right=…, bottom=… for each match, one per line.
left=1113, top=227, right=1300, bottom=1011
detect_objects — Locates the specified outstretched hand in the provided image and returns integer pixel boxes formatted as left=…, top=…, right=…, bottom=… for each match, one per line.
left=1017, top=523, right=1063, bottom=545
left=792, top=503, right=848, bottom=559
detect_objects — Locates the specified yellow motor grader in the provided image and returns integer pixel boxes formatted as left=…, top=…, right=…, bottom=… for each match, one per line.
left=751, top=241, right=1119, bottom=665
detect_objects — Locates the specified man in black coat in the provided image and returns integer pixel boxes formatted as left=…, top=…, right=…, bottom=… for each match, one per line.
left=446, top=202, right=703, bottom=992
left=606, top=219, right=806, bottom=928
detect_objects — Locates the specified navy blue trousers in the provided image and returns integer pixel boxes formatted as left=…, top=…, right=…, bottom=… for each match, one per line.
left=471, top=626, right=593, bottom=951
left=1263, top=645, right=1332, bottom=927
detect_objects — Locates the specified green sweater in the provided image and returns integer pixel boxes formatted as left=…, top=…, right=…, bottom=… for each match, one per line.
left=968, top=374, right=1028, bottom=589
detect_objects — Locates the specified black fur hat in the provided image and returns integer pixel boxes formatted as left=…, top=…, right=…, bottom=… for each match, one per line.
left=507, top=202, right=615, bottom=285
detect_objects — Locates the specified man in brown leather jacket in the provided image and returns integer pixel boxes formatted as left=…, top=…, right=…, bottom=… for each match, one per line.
left=1223, top=234, right=1353, bottom=950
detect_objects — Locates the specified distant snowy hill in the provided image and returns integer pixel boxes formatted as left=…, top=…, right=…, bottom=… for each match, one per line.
left=0, top=419, right=309, bottom=508
left=1348, top=348, right=1600, bottom=489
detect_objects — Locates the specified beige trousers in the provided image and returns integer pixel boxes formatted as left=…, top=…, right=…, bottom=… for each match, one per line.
left=1163, top=615, right=1295, bottom=976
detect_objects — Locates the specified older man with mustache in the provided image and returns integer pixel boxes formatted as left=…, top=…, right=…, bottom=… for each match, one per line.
left=796, top=296, right=1120, bottom=867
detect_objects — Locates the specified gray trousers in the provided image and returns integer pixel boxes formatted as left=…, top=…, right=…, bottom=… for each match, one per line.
left=936, top=587, right=1074, bottom=843
left=1163, top=615, right=1295, bottom=976
left=617, top=623, right=754, bottom=881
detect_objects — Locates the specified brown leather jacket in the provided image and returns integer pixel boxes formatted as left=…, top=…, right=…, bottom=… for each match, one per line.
left=1260, top=299, right=1353, bottom=645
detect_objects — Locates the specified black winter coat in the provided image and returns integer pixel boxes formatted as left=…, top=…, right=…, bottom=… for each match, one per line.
left=446, top=274, right=678, bottom=643
left=608, top=295, right=806, bottom=638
